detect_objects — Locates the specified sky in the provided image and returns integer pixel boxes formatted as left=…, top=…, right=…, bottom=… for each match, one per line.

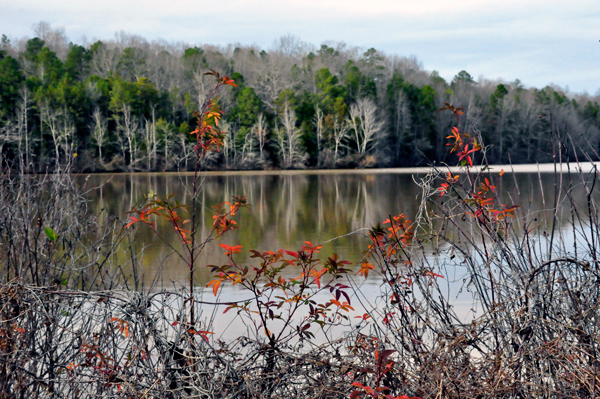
left=1, top=0, right=599, bottom=94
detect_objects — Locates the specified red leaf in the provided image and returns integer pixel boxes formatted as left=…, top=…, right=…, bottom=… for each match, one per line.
left=219, top=243, right=242, bottom=256
left=124, top=216, right=138, bottom=228
left=285, top=250, right=298, bottom=258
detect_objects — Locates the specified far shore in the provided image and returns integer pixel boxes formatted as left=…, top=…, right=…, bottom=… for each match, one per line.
left=74, top=162, right=599, bottom=177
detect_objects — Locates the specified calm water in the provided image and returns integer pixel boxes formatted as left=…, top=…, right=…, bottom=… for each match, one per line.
left=78, top=169, right=578, bottom=287
left=77, top=167, right=595, bottom=340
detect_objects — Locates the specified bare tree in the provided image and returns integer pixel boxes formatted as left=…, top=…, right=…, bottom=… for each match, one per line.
left=177, top=134, right=194, bottom=170
left=239, top=128, right=258, bottom=169
left=118, top=104, right=141, bottom=168
left=16, top=86, right=31, bottom=170
left=90, top=43, right=120, bottom=78
left=40, top=104, right=74, bottom=166
left=31, top=21, right=68, bottom=59
left=331, top=115, right=350, bottom=165
left=314, top=106, right=325, bottom=166
left=146, top=43, right=186, bottom=93
left=348, top=98, right=384, bottom=156
left=276, top=103, right=307, bottom=169
left=252, top=113, right=268, bottom=165
left=220, top=120, right=240, bottom=169
left=59, top=117, right=76, bottom=160
left=156, top=119, right=177, bottom=171
left=270, top=34, right=311, bottom=58
left=253, top=53, right=295, bottom=109
left=190, top=70, right=213, bottom=113
left=142, top=108, right=158, bottom=170
left=91, top=107, right=108, bottom=164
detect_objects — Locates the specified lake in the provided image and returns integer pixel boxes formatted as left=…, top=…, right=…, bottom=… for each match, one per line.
left=77, top=163, right=596, bottom=340
left=79, top=164, right=594, bottom=287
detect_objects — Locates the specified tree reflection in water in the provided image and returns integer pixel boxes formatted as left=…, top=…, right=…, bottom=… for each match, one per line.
left=80, top=170, right=565, bottom=287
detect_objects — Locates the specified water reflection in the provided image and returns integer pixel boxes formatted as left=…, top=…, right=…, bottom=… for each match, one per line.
left=79, top=171, right=586, bottom=287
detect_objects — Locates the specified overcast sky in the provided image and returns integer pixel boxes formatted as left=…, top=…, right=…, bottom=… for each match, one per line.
left=2, top=0, right=599, bottom=94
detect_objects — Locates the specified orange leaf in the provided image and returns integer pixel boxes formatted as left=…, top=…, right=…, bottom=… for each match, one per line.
left=207, top=279, right=222, bottom=296
left=212, top=280, right=221, bottom=296
left=355, top=313, right=371, bottom=320
left=66, top=362, right=78, bottom=371
left=219, top=244, right=243, bottom=256
left=125, top=216, right=139, bottom=229
left=189, top=329, right=214, bottom=342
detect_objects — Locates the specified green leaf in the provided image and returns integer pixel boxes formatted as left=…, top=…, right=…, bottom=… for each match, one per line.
left=44, top=227, right=58, bottom=241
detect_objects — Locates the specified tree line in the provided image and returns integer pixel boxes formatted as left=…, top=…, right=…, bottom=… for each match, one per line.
left=1, top=23, right=599, bottom=172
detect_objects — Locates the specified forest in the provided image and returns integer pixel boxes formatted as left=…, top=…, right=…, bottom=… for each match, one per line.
left=1, top=22, right=600, bottom=172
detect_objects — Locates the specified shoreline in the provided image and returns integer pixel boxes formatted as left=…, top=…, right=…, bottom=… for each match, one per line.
left=73, top=161, right=599, bottom=177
